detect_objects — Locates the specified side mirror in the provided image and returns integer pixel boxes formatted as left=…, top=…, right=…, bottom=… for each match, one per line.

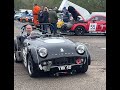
left=27, top=42, right=30, bottom=45
left=24, top=42, right=30, bottom=46
left=92, top=19, right=96, bottom=23
left=92, top=18, right=98, bottom=23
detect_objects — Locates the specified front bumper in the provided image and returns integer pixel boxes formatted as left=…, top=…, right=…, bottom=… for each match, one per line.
left=38, top=56, right=86, bottom=72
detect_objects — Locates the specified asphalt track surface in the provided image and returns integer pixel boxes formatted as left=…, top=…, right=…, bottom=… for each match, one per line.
left=14, top=21, right=106, bottom=90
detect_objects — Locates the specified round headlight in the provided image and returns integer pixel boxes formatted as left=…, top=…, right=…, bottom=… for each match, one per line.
left=76, top=45, right=85, bottom=54
left=38, top=48, right=47, bottom=57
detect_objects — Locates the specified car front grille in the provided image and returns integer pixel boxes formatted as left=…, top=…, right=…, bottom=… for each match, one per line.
left=52, top=57, right=80, bottom=66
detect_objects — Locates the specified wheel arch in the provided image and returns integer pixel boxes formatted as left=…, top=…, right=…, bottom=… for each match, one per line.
left=85, top=49, right=91, bottom=65
left=70, top=23, right=87, bottom=31
left=27, top=48, right=39, bottom=64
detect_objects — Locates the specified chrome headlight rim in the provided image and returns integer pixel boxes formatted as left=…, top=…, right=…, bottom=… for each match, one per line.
left=38, top=47, right=48, bottom=58
left=76, top=45, right=85, bottom=54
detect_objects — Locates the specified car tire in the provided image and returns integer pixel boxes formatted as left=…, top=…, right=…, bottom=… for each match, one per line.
left=22, top=48, right=28, bottom=68
left=14, top=51, right=22, bottom=63
left=75, top=26, right=85, bottom=36
left=76, top=59, right=88, bottom=73
left=14, top=40, right=17, bottom=52
left=80, top=59, right=88, bottom=73
left=14, top=39, right=22, bottom=63
left=88, top=54, right=91, bottom=65
left=22, top=19, right=26, bottom=23
left=27, top=53, right=39, bottom=77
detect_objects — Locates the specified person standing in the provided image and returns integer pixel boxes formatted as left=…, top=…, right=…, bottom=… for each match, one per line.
left=38, top=6, right=44, bottom=30
left=38, top=6, right=44, bottom=23
left=33, top=4, right=41, bottom=26
left=42, top=7, right=49, bottom=34
left=49, top=9, right=58, bottom=35
left=62, top=7, right=70, bottom=22
left=68, top=6, right=79, bottom=21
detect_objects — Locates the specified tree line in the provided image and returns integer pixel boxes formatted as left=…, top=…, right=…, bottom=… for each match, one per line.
left=14, top=0, right=106, bottom=13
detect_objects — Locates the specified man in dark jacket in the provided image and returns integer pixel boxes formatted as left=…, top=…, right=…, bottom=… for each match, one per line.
left=49, top=9, right=58, bottom=34
left=62, top=7, right=70, bottom=22
left=38, top=6, right=44, bottom=23
left=42, top=7, right=49, bottom=34
left=68, top=6, right=79, bottom=21
left=38, top=6, right=44, bottom=30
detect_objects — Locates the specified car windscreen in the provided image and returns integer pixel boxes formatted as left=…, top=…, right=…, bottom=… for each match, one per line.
left=28, top=31, right=42, bottom=39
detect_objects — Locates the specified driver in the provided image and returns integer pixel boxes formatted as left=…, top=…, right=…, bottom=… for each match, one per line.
left=25, top=24, right=33, bottom=36
left=19, top=24, right=33, bottom=43
left=18, top=25, right=33, bottom=46
left=14, top=24, right=33, bottom=51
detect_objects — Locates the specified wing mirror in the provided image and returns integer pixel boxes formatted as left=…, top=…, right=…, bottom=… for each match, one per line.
left=27, top=42, right=30, bottom=45
left=25, top=42, right=30, bottom=46
left=92, top=18, right=98, bottom=23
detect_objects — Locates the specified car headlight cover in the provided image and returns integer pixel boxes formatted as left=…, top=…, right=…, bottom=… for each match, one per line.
left=38, top=47, right=47, bottom=57
left=76, top=45, right=85, bottom=54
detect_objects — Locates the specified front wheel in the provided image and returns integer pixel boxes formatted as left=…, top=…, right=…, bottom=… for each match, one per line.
left=27, top=54, right=39, bottom=77
left=22, top=19, right=26, bottom=23
left=81, top=60, right=88, bottom=73
left=14, top=51, right=22, bottom=63
left=74, top=26, right=86, bottom=36
left=76, top=59, right=88, bottom=73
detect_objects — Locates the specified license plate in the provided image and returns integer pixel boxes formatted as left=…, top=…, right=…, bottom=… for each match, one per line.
left=58, top=65, right=71, bottom=70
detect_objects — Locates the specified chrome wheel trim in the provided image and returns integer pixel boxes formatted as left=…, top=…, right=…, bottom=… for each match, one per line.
left=77, top=27, right=84, bottom=34
left=28, top=60, right=32, bottom=75
left=22, top=48, right=27, bottom=67
left=14, top=52, right=16, bottom=61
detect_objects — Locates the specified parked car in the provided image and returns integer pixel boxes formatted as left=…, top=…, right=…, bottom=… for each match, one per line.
left=19, top=15, right=33, bottom=23
left=17, top=13, right=33, bottom=23
left=14, top=12, right=23, bottom=20
left=14, top=24, right=91, bottom=77
left=58, top=0, right=106, bottom=35
left=61, top=11, right=106, bottom=35
left=71, top=12, right=106, bottom=35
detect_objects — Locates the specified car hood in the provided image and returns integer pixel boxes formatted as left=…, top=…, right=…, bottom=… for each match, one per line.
left=25, top=37, right=87, bottom=61
left=29, top=37, right=76, bottom=48
left=58, top=0, right=90, bottom=21
left=28, top=37, right=79, bottom=57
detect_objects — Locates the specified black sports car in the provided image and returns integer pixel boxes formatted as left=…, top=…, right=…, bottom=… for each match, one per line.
left=14, top=24, right=91, bottom=77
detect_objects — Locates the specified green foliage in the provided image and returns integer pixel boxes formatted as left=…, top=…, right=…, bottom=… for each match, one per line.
left=14, top=0, right=106, bottom=12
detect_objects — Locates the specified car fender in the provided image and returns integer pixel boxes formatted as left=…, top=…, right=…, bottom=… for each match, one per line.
left=28, top=47, right=39, bottom=64
left=75, top=42, right=91, bottom=65
left=70, top=23, right=87, bottom=31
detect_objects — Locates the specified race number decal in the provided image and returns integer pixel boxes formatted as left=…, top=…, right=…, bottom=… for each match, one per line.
left=89, top=23, right=97, bottom=31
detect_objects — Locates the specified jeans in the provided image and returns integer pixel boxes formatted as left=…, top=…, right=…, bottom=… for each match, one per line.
left=50, top=23, right=57, bottom=35
left=43, top=24, right=48, bottom=34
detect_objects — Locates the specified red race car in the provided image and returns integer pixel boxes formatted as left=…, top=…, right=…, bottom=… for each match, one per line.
left=71, top=12, right=106, bottom=35
left=59, top=0, right=106, bottom=35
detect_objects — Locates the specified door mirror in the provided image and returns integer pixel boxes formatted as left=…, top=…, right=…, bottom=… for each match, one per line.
left=24, top=42, right=30, bottom=46
left=92, top=18, right=97, bottom=22
left=92, top=17, right=98, bottom=22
